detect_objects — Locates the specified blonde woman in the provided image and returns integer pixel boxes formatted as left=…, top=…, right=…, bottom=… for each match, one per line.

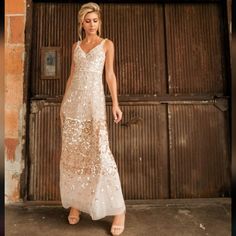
left=59, top=2, right=126, bottom=235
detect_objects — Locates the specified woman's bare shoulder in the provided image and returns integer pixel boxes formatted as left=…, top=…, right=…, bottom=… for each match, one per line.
left=72, top=41, right=78, bottom=49
left=70, top=41, right=79, bottom=54
left=104, top=38, right=114, bottom=53
left=104, top=38, right=113, bottom=45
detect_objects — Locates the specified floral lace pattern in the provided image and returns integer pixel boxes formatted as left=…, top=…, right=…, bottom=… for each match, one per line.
left=59, top=39, right=126, bottom=220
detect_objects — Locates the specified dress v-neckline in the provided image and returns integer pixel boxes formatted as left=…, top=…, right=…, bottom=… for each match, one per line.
left=78, top=38, right=105, bottom=56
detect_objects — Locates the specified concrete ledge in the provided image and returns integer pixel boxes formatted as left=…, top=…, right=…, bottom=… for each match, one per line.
left=6, top=197, right=231, bottom=207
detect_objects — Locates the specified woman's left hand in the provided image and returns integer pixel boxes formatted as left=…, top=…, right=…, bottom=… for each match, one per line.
left=112, top=105, right=122, bottom=124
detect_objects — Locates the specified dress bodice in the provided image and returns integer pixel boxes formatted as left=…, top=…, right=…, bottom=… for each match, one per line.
left=60, top=38, right=108, bottom=121
left=73, top=39, right=107, bottom=75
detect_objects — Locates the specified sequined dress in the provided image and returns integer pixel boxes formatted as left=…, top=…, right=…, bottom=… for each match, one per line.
left=59, top=38, right=126, bottom=220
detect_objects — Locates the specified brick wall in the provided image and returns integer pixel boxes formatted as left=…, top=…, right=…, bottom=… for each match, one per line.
left=5, top=0, right=26, bottom=203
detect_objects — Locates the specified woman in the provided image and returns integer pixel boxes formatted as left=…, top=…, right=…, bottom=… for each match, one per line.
left=59, top=2, right=126, bottom=235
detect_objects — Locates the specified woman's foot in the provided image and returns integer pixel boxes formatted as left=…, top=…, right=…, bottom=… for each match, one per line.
left=68, top=207, right=81, bottom=225
left=111, top=211, right=126, bottom=235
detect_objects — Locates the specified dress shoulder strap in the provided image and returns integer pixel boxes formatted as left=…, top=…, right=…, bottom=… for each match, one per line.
left=74, top=40, right=80, bottom=50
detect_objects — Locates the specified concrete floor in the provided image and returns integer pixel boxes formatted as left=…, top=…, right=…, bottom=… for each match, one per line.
left=5, top=198, right=231, bottom=236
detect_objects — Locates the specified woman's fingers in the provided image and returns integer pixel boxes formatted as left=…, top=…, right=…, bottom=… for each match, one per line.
left=113, top=112, right=118, bottom=121
left=113, top=110, right=122, bottom=124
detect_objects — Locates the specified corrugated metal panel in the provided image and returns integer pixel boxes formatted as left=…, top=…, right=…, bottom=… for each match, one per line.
left=165, top=3, right=226, bottom=94
left=101, top=3, right=166, bottom=95
left=28, top=101, right=61, bottom=200
left=31, top=3, right=167, bottom=97
left=31, top=2, right=227, bottom=97
left=168, top=104, right=230, bottom=198
left=27, top=2, right=230, bottom=201
left=28, top=102, right=169, bottom=200
left=31, top=3, right=79, bottom=97
left=106, top=103, right=169, bottom=199
left=28, top=102, right=231, bottom=200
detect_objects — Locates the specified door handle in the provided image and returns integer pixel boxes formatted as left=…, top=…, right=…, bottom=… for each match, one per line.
left=121, top=117, right=143, bottom=127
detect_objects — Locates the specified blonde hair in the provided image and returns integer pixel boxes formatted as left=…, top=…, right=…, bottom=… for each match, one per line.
left=78, top=2, right=102, bottom=41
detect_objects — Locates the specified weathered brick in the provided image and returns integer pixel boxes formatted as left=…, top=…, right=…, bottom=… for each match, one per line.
left=5, top=46, right=24, bottom=75
left=5, top=108, right=19, bottom=138
left=5, top=170, right=21, bottom=202
left=5, top=138, right=18, bottom=162
left=9, top=16, right=25, bottom=43
left=5, top=75, right=23, bottom=108
left=5, top=0, right=25, bottom=14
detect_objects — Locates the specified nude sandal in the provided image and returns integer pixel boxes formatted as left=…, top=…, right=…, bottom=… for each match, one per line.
left=111, top=211, right=126, bottom=235
left=68, top=208, right=81, bottom=225
left=111, top=225, right=125, bottom=235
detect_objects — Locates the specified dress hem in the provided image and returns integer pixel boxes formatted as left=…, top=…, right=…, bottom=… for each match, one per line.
left=62, top=204, right=126, bottom=221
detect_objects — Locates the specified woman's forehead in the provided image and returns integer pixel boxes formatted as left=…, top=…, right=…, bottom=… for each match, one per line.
left=84, top=12, right=99, bottom=20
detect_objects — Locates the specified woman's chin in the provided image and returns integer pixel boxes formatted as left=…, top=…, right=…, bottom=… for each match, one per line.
left=87, top=29, right=96, bottom=34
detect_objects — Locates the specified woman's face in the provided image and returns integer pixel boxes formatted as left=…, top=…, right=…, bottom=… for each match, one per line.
left=82, top=12, right=100, bottom=35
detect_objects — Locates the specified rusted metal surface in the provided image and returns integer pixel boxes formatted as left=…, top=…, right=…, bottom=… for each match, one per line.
left=106, top=104, right=169, bottom=199
left=28, top=102, right=169, bottom=200
left=31, top=3, right=79, bottom=97
left=165, top=3, right=226, bottom=94
left=168, top=104, right=231, bottom=198
left=28, top=101, right=61, bottom=200
left=100, top=3, right=166, bottom=95
left=31, top=3, right=167, bottom=97
left=27, top=2, right=231, bottom=201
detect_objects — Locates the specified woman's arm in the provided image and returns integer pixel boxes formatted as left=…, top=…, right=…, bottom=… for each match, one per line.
left=104, top=40, right=122, bottom=124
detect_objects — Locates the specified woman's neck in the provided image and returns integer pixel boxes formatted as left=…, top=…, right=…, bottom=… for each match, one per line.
left=83, top=35, right=100, bottom=43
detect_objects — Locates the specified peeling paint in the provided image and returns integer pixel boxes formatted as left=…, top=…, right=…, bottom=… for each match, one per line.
left=5, top=169, right=23, bottom=204
left=5, top=138, right=18, bottom=162
left=12, top=172, right=20, bottom=179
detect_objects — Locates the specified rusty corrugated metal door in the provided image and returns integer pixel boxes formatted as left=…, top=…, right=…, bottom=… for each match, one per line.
left=164, top=3, right=230, bottom=197
left=27, top=1, right=230, bottom=201
left=29, top=101, right=61, bottom=200
left=28, top=3, right=79, bottom=200
left=101, top=3, right=169, bottom=199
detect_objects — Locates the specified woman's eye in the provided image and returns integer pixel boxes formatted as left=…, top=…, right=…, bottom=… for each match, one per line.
left=85, top=20, right=98, bottom=23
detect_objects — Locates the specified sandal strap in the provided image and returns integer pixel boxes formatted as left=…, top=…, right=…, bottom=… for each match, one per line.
left=68, top=216, right=79, bottom=220
left=111, top=225, right=124, bottom=229
left=68, top=213, right=80, bottom=221
left=68, top=211, right=81, bottom=217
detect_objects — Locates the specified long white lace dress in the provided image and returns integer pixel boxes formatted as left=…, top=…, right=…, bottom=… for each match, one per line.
left=59, top=38, right=126, bottom=220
